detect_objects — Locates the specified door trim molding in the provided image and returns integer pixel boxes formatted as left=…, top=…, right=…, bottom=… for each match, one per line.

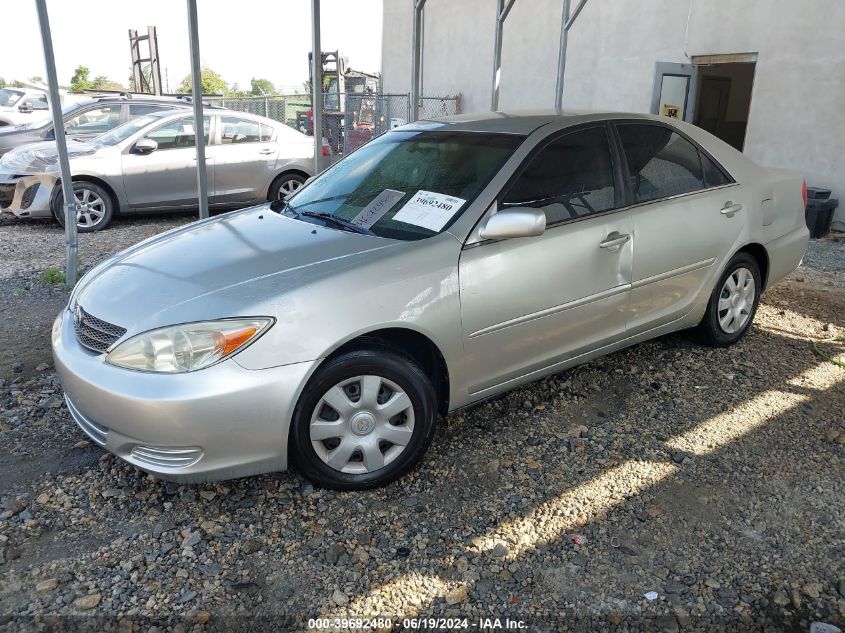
left=467, top=283, right=631, bottom=339
left=631, top=258, right=715, bottom=290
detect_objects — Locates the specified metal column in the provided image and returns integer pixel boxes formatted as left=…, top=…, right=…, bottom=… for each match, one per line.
left=186, top=0, right=209, bottom=219
left=35, top=0, right=77, bottom=286
left=491, top=0, right=516, bottom=111
left=555, top=0, right=588, bottom=110
left=410, top=0, right=426, bottom=121
left=311, top=0, right=323, bottom=173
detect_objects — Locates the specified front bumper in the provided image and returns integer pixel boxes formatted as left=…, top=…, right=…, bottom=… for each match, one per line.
left=0, top=172, right=54, bottom=218
left=51, top=308, right=318, bottom=482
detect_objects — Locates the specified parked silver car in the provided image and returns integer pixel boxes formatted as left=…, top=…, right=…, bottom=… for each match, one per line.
left=0, top=108, right=321, bottom=231
left=52, top=111, right=808, bottom=489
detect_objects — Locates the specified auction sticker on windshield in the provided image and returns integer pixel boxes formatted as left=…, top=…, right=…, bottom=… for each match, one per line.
left=393, top=190, right=466, bottom=232
left=350, top=189, right=405, bottom=229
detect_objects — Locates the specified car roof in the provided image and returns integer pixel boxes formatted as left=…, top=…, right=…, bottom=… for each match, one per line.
left=403, top=109, right=667, bottom=135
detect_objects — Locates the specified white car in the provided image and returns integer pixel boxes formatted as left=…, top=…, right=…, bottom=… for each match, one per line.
left=0, top=88, right=50, bottom=127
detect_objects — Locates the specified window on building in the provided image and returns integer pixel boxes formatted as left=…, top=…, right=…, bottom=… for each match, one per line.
left=502, top=126, right=617, bottom=224
left=617, top=124, right=706, bottom=203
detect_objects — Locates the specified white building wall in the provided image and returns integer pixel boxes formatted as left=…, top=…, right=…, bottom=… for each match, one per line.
left=382, top=0, right=845, bottom=225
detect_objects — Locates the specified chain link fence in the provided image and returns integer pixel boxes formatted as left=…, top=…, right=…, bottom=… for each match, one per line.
left=205, top=93, right=461, bottom=158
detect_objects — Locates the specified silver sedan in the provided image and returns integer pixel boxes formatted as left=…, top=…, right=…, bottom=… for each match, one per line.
left=0, top=109, right=319, bottom=231
left=52, top=111, right=808, bottom=489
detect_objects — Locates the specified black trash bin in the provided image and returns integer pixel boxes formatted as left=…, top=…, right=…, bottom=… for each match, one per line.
left=805, top=187, right=839, bottom=238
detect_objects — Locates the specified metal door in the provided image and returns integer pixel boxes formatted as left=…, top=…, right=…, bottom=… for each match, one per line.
left=651, top=62, right=698, bottom=123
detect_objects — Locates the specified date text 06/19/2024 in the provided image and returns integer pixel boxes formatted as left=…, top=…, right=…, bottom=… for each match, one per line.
left=307, top=617, right=527, bottom=630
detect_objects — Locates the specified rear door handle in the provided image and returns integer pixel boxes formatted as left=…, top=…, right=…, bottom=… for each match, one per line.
left=599, top=232, right=630, bottom=250
left=720, top=201, right=743, bottom=215
left=259, top=148, right=275, bottom=155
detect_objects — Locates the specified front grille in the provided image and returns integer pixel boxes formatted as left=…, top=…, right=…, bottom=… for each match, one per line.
left=74, top=306, right=126, bottom=353
left=20, top=183, right=39, bottom=210
left=130, top=445, right=204, bottom=469
left=0, top=183, right=14, bottom=209
left=65, top=395, right=108, bottom=446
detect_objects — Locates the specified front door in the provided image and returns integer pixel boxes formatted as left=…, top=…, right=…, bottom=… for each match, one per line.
left=459, top=125, right=633, bottom=395
left=122, top=115, right=212, bottom=209
left=651, top=62, right=698, bottom=123
left=613, top=121, right=746, bottom=334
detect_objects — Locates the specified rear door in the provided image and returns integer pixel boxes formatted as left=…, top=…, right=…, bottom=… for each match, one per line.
left=459, top=125, right=633, bottom=394
left=613, top=121, right=746, bottom=334
left=122, top=115, right=212, bottom=209
left=210, top=115, right=279, bottom=204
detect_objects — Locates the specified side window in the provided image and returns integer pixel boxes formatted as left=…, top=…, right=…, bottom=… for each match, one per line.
left=259, top=123, right=274, bottom=142
left=701, top=152, right=731, bottom=187
left=24, top=95, right=49, bottom=110
left=617, top=124, right=705, bottom=203
left=220, top=116, right=261, bottom=144
left=145, top=116, right=210, bottom=150
left=129, top=103, right=172, bottom=118
left=65, top=105, right=121, bottom=134
left=502, top=127, right=617, bottom=224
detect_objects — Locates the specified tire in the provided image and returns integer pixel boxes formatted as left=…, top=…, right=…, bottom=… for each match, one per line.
left=268, top=172, right=306, bottom=202
left=695, top=252, right=761, bottom=347
left=290, top=349, right=437, bottom=490
left=52, top=182, right=114, bottom=232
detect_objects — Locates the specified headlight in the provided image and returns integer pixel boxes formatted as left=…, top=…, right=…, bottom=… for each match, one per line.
left=105, top=318, right=273, bottom=373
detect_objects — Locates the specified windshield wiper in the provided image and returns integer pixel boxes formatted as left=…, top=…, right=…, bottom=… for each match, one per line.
left=298, top=210, right=375, bottom=236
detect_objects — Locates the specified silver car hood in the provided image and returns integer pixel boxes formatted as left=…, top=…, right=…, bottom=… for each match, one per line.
left=0, top=139, right=104, bottom=173
left=74, top=207, right=403, bottom=336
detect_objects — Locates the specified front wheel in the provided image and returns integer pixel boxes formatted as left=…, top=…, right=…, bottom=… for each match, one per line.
left=52, top=182, right=114, bottom=232
left=290, top=349, right=437, bottom=490
left=695, top=252, right=761, bottom=347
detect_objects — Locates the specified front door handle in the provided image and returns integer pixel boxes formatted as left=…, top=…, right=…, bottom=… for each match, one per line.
left=599, top=231, right=630, bottom=250
left=720, top=201, right=743, bottom=215
left=259, top=148, right=275, bottom=155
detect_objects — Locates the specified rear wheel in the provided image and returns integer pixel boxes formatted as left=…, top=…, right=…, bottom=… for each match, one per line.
left=290, top=349, right=437, bottom=490
left=695, top=252, right=761, bottom=347
left=52, top=182, right=114, bottom=232
left=268, top=172, right=306, bottom=202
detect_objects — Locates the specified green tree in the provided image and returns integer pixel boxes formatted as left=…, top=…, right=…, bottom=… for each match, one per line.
left=91, top=75, right=125, bottom=91
left=70, top=65, right=93, bottom=92
left=0, top=77, right=6, bottom=88
left=250, top=78, right=275, bottom=96
left=178, top=68, right=227, bottom=95
left=29, top=75, right=44, bottom=84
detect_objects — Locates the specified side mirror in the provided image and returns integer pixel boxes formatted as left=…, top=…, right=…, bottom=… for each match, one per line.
left=132, top=138, right=158, bottom=155
left=18, top=104, right=33, bottom=114
left=479, top=207, right=546, bottom=240
left=304, top=176, right=316, bottom=186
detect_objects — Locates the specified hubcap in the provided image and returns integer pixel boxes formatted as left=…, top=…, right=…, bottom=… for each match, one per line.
left=277, top=179, right=303, bottom=200
left=310, top=375, right=415, bottom=475
left=73, top=189, right=105, bottom=228
left=717, top=267, right=755, bottom=334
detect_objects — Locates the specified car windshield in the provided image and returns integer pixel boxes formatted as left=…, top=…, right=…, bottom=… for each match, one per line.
left=93, top=115, right=159, bottom=146
left=0, top=89, right=25, bottom=107
left=287, top=130, right=522, bottom=240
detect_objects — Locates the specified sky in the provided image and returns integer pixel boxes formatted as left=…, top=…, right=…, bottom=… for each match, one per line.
left=3, top=0, right=383, bottom=93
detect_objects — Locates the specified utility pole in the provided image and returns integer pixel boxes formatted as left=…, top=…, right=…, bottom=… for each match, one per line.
left=35, top=0, right=77, bottom=286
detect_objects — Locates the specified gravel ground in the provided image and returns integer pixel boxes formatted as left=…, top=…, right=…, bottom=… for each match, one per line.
left=0, top=215, right=843, bottom=632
